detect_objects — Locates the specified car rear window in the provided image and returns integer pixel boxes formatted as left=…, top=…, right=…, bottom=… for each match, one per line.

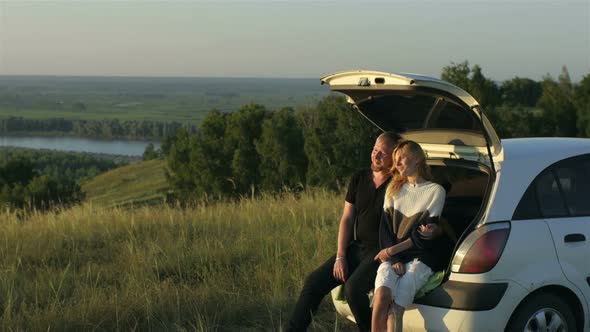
left=356, top=94, right=488, bottom=147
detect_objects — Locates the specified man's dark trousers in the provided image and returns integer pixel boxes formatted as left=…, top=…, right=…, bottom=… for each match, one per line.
left=287, top=242, right=380, bottom=332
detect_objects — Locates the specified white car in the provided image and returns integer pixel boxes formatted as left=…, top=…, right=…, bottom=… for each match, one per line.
left=322, top=71, right=590, bottom=332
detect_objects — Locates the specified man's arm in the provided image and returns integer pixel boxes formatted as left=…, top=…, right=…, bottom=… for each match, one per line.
left=419, top=186, right=446, bottom=240
left=413, top=217, right=443, bottom=249
left=379, top=210, right=395, bottom=249
left=418, top=221, right=443, bottom=240
left=333, top=201, right=355, bottom=282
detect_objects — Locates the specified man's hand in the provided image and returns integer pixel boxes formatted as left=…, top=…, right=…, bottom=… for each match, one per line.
left=333, top=258, right=348, bottom=282
left=419, top=223, right=441, bottom=240
left=392, top=262, right=406, bottom=276
left=374, top=248, right=390, bottom=263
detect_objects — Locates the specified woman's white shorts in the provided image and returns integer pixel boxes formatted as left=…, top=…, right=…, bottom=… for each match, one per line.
left=374, top=259, right=433, bottom=308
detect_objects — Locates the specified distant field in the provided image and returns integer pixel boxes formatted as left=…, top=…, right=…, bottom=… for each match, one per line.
left=82, top=159, right=169, bottom=207
left=0, top=76, right=328, bottom=123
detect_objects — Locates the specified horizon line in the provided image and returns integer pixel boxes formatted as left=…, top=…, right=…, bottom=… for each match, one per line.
left=0, top=74, right=321, bottom=80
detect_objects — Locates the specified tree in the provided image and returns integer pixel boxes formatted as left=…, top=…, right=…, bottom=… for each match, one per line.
left=224, top=103, right=270, bottom=195
left=573, top=74, right=590, bottom=137
left=256, top=108, right=307, bottom=191
left=441, top=61, right=499, bottom=109
left=164, top=128, right=201, bottom=200
left=500, top=77, right=543, bottom=107
left=469, top=65, right=500, bottom=108
left=486, top=105, right=544, bottom=138
left=164, top=110, right=237, bottom=201
left=143, top=143, right=160, bottom=161
left=299, top=95, right=379, bottom=189
left=536, top=66, right=577, bottom=137
left=0, top=154, right=84, bottom=210
left=441, top=61, right=471, bottom=91
left=0, top=157, right=35, bottom=186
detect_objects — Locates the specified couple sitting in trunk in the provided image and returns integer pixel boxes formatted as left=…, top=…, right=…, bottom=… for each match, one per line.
left=288, top=132, right=454, bottom=332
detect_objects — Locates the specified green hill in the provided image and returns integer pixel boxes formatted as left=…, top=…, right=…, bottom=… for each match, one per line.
left=82, top=159, right=169, bottom=207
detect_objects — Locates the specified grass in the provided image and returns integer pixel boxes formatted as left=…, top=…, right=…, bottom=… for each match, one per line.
left=81, top=159, right=170, bottom=208
left=0, top=190, right=357, bottom=331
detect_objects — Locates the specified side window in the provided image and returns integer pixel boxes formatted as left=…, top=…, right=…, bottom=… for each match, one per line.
left=513, top=185, right=541, bottom=220
left=555, top=158, right=590, bottom=216
left=513, top=154, right=590, bottom=220
left=535, top=171, right=568, bottom=218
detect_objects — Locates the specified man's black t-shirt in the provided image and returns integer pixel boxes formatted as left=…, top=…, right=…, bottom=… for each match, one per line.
left=345, top=169, right=391, bottom=250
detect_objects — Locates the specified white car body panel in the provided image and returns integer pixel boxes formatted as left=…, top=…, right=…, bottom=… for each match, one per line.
left=545, top=217, right=590, bottom=312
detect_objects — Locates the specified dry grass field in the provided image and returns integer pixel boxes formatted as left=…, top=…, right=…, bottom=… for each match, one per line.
left=0, top=188, right=357, bottom=331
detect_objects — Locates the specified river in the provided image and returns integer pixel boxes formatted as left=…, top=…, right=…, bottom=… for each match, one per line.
left=0, top=136, right=161, bottom=157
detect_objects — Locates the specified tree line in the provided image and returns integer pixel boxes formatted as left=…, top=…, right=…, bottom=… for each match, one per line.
left=0, top=118, right=188, bottom=140
left=441, top=61, right=589, bottom=138
left=163, top=97, right=379, bottom=202
left=163, top=63, right=590, bottom=202
left=0, top=148, right=122, bottom=210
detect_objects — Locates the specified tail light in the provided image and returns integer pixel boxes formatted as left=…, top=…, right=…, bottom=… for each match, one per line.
left=451, top=222, right=510, bottom=274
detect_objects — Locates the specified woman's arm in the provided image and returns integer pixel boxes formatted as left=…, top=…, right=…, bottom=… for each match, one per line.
left=387, top=237, right=413, bottom=256
left=374, top=237, right=413, bottom=262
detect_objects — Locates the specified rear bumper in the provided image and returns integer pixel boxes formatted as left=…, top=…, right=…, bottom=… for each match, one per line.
left=403, top=280, right=527, bottom=332
left=414, top=280, right=508, bottom=310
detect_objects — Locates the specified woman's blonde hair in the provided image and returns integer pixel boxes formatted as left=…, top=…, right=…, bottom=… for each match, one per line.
left=386, top=140, right=432, bottom=198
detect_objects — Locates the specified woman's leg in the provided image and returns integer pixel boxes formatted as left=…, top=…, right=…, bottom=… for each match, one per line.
left=372, top=262, right=398, bottom=332
left=387, top=302, right=404, bottom=332
left=387, top=260, right=433, bottom=332
left=371, top=286, right=391, bottom=332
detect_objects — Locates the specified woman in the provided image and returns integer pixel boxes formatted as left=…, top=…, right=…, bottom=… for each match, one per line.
left=371, top=140, right=449, bottom=332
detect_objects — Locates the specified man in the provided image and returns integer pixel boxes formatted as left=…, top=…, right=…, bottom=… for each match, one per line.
left=288, top=131, right=401, bottom=332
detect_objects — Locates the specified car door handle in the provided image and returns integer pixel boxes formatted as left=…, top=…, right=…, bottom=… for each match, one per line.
left=564, top=234, right=586, bottom=243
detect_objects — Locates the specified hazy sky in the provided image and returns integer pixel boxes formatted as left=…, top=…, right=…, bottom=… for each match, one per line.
left=0, top=0, right=588, bottom=81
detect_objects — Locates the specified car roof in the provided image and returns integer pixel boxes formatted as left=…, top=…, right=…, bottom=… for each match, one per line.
left=500, top=137, right=590, bottom=164
left=485, top=137, right=590, bottom=222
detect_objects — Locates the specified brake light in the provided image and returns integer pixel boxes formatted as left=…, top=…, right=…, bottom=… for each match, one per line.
left=452, top=223, right=510, bottom=274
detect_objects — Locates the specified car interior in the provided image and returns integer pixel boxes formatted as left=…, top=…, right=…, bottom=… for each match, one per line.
left=429, top=161, right=491, bottom=260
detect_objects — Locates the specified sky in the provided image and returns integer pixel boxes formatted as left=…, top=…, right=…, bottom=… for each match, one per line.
left=0, top=0, right=588, bottom=82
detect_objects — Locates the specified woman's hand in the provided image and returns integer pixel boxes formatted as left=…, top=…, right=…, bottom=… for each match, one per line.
left=392, top=262, right=406, bottom=276
left=374, top=248, right=391, bottom=263
left=333, top=257, right=348, bottom=282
